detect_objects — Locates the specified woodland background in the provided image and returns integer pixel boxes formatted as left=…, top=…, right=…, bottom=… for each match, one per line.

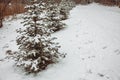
left=0, top=0, right=120, bottom=17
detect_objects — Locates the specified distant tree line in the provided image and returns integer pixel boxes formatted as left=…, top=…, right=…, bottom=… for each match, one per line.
left=74, top=0, right=120, bottom=5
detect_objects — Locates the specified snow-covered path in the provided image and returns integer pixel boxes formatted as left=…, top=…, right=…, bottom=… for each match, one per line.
left=0, top=3, right=120, bottom=80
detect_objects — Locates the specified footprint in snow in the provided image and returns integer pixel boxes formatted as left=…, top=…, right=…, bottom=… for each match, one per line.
left=2, top=44, right=9, bottom=49
left=78, top=47, right=81, bottom=50
left=10, top=40, right=14, bottom=42
left=81, top=58, right=85, bottom=60
left=88, top=56, right=95, bottom=59
left=84, top=40, right=93, bottom=44
left=97, top=73, right=110, bottom=79
left=3, top=36, right=6, bottom=38
left=97, top=73, right=105, bottom=77
left=102, top=46, right=107, bottom=49
left=87, top=69, right=92, bottom=74
left=114, top=49, right=120, bottom=55
left=76, top=35, right=79, bottom=37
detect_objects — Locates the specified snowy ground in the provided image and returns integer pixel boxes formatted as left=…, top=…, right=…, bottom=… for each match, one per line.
left=0, top=3, right=120, bottom=80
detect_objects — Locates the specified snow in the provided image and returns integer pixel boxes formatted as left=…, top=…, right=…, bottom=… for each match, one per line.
left=0, top=3, right=120, bottom=80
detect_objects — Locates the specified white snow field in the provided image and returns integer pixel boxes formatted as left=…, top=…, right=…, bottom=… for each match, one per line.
left=0, top=3, right=120, bottom=80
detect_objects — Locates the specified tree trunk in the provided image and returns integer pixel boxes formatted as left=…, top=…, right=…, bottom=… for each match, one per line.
left=0, top=13, right=3, bottom=28
left=0, top=19, right=3, bottom=28
left=118, top=2, right=120, bottom=8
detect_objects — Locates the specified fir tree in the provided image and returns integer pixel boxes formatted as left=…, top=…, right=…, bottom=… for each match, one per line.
left=46, top=0, right=65, bottom=32
left=59, top=0, right=76, bottom=20
left=7, top=0, right=65, bottom=73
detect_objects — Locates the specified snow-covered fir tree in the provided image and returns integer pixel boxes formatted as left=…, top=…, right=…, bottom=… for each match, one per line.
left=59, top=0, right=76, bottom=20
left=46, top=0, right=65, bottom=32
left=7, top=0, right=65, bottom=73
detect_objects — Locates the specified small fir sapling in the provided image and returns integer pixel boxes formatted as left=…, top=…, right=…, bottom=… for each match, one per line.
left=6, top=0, right=66, bottom=73
left=46, top=0, right=65, bottom=32
left=59, top=0, right=76, bottom=20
